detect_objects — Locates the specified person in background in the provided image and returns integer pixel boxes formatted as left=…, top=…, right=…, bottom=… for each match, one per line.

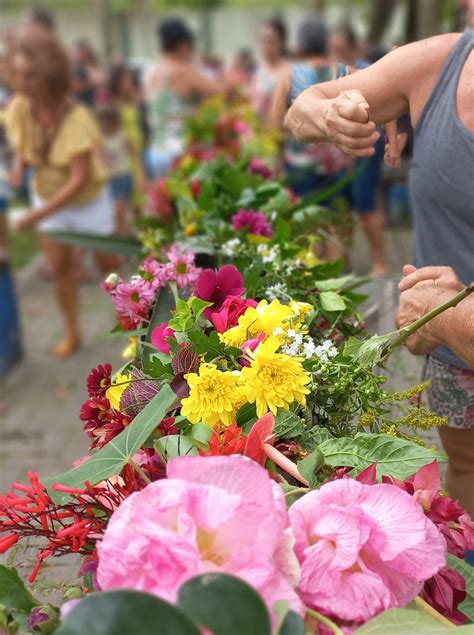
left=284, top=26, right=474, bottom=516
left=397, top=265, right=474, bottom=516
left=271, top=18, right=352, bottom=261
left=329, top=24, right=388, bottom=277
left=0, top=123, right=12, bottom=263
left=73, top=39, right=104, bottom=109
left=253, top=17, right=289, bottom=126
left=97, top=103, right=145, bottom=236
left=108, top=63, right=147, bottom=216
left=4, top=34, right=117, bottom=358
left=146, top=17, right=228, bottom=179
left=225, top=48, right=256, bottom=93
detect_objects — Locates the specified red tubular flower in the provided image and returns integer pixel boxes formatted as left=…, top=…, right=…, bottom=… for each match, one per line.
left=199, top=423, right=247, bottom=456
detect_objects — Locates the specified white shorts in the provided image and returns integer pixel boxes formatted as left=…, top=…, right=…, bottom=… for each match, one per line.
left=34, top=187, right=116, bottom=236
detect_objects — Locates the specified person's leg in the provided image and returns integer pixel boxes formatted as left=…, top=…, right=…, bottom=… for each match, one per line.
left=94, top=250, right=120, bottom=277
left=39, top=234, right=80, bottom=358
left=425, top=356, right=474, bottom=517
left=359, top=208, right=388, bottom=277
left=438, top=426, right=474, bottom=517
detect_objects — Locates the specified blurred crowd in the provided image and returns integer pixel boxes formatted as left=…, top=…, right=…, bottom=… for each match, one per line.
left=0, top=6, right=412, bottom=359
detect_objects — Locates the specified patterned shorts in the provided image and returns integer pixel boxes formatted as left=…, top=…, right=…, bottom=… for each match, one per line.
left=424, top=356, right=474, bottom=428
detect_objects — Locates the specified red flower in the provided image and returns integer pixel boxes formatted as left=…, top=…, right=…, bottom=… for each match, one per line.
left=190, top=179, right=202, bottom=199
left=160, top=416, right=178, bottom=436
left=146, top=178, right=174, bottom=218
left=200, top=423, right=247, bottom=456
left=210, top=295, right=257, bottom=333
left=86, top=364, right=112, bottom=398
left=80, top=396, right=131, bottom=450
left=196, top=265, right=245, bottom=317
left=422, top=566, right=468, bottom=625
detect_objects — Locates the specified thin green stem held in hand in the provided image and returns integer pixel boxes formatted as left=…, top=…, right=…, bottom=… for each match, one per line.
left=385, top=282, right=474, bottom=357
left=305, top=608, right=345, bottom=635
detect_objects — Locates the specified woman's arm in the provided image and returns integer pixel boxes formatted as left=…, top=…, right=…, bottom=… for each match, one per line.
left=15, top=152, right=91, bottom=230
left=270, top=67, right=291, bottom=130
left=284, top=34, right=459, bottom=155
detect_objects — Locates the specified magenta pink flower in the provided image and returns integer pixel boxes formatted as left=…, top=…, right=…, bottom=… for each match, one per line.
left=164, top=245, right=200, bottom=288
left=248, top=157, right=273, bottom=179
left=97, top=455, right=303, bottom=622
left=196, top=265, right=245, bottom=317
left=289, top=478, right=446, bottom=624
left=210, top=295, right=257, bottom=333
left=151, top=322, right=175, bottom=354
left=113, top=279, right=156, bottom=322
left=239, top=333, right=265, bottom=367
left=231, top=209, right=273, bottom=238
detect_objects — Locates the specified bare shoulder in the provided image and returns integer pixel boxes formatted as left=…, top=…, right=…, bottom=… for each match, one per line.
left=418, top=32, right=462, bottom=65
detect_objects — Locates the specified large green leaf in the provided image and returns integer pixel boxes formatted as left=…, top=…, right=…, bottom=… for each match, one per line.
left=319, top=433, right=446, bottom=480
left=0, top=566, right=38, bottom=613
left=178, top=573, right=272, bottom=635
left=278, top=610, right=306, bottom=634
left=274, top=410, right=305, bottom=439
left=353, top=606, right=471, bottom=633
left=48, top=232, right=143, bottom=256
left=320, top=291, right=347, bottom=312
left=314, top=275, right=354, bottom=291
left=46, top=384, right=176, bottom=501
left=55, top=590, right=199, bottom=635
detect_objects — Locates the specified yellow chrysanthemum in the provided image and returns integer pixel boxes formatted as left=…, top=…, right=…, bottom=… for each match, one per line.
left=181, top=363, right=244, bottom=428
left=240, top=337, right=311, bottom=416
left=220, top=299, right=312, bottom=348
left=106, top=372, right=131, bottom=411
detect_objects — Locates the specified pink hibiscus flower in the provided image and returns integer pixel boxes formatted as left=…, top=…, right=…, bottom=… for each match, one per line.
left=164, top=245, right=200, bottom=288
left=232, top=209, right=273, bottom=237
left=289, top=478, right=446, bottom=625
left=196, top=265, right=245, bottom=317
left=97, top=455, right=303, bottom=622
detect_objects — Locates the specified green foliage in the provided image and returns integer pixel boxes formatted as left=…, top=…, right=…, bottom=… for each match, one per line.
left=353, top=605, right=474, bottom=634
left=274, top=410, right=305, bottom=440
left=169, top=297, right=213, bottom=332
left=297, top=448, right=324, bottom=487
left=319, top=433, right=446, bottom=480
left=46, top=385, right=176, bottom=502
left=447, top=554, right=474, bottom=622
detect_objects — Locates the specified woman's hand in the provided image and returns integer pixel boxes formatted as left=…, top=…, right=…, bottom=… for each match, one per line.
left=286, top=88, right=380, bottom=155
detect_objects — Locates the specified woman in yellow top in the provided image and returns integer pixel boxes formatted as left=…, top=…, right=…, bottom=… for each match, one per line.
left=4, top=34, right=117, bottom=358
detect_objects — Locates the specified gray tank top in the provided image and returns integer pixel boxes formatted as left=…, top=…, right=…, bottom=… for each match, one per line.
left=409, top=28, right=474, bottom=369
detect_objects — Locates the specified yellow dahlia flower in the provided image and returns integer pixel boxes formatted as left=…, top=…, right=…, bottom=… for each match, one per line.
left=106, top=372, right=131, bottom=411
left=221, top=299, right=311, bottom=348
left=181, top=363, right=243, bottom=427
left=240, top=337, right=310, bottom=416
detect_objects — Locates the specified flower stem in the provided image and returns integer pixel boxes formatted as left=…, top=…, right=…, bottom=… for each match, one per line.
left=305, top=608, right=344, bottom=635
left=128, top=458, right=152, bottom=485
left=385, top=282, right=474, bottom=357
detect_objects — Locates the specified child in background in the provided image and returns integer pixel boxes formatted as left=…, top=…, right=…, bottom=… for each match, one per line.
left=97, top=103, right=144, bottom=236
left=108, top=64, right=148, bottom=216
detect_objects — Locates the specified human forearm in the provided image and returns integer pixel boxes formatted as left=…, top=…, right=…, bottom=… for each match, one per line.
left=426, top=298, right=474, bottom=368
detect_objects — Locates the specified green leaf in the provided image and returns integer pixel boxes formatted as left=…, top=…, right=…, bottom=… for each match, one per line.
left=319, top=433, right=446, bottom=480
left=279, top=481, right=307, bottom=506
left=190, top=422, right=212, bottom=447
left=0, top=566, right=39, bottom=614
left=178, top=573, right=272, bottom=635
left=188, top=330, right=226, bottom=361
left=236, top=402, right=257, bottom=427
left=278, top=610, right=306, bottom=635
left=314, top=275, right=354, bottom=291
left=320, top=291, right=347, bottom=312
left=343, top=333, right=394, bottom=367
left=297, top=448, right=324, bottom=487
left=47, top=385, right=176, bottom=501
left=447, top=554, right=474, bottom=621
left=274, top=410, right=305, bottom=439
left=155, top=434, right=199, bottom=460
left=353, top=605, right=473, bottom=633
left=144, top=354, right=174, bottom=379
left=56, top=590, right=199, bottom=635
left=48, top=232, right=143, bottom=256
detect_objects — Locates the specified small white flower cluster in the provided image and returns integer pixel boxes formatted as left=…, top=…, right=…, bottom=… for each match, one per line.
left=265, top=282, right=288, bottom=300
left=221, top=238, right=242, bottom=258
left=257, top=243, right=280, bottom=264
left=313, top=339, right=338, bottom=363
left=283, top=259, right=301, bottom=276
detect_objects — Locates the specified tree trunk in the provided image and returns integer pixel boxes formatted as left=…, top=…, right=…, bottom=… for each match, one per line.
left=368, top=0, right=398, bottom=44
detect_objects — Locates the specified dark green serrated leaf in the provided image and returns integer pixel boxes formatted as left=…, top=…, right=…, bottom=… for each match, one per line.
left=178, top=573, right=271, bottom=635
left=55, top=590, right=199, bottom=635
left=274, top=410, right=305, bottom=440
left=319, top=433, right=446, bottom=480
left=297, top=448, right=324, bottom=487
left=0, top=566, right=39, bottom=614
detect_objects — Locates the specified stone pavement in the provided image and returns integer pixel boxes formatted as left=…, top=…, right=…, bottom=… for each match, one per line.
left=0, top=227, right=432, bottom=593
